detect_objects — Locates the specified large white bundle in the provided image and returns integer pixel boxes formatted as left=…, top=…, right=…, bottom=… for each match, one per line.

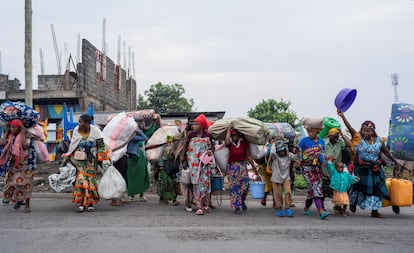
left=208, top=117, right=270, bottom=145
left=48, top=162, right=77, bottom=192
left=102, top=112, right=138, bottom=162
left=146, top=125, right=180, bottom=162
left=98, top=165, right=127, bottom=199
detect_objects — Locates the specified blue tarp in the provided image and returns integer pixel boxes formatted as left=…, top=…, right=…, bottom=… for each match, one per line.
left=388, top=103, right=414, bottom=161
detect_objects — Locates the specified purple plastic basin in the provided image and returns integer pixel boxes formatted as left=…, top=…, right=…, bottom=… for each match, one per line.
left=335, top=88, right=357, bottom=112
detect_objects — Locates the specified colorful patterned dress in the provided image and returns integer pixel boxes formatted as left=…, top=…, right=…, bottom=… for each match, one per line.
left=227, top=139, right=250, bottom=208
left=71, top=130, right=101, bottom=207
left=186, top=136, right=212, bottom=210
left=351, top=137, right=388, bottom=210
left=1, top=133, right=36, bottom=203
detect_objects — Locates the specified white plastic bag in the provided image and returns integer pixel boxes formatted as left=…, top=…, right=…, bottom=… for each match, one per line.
left=98, top=165, right=127, bottom=199
left=250, top=144, right=266, bottom=160
left=214, top=144, right=229, bottom=174
left=180, top=167, right=191, bottom=185
left=48, top=162, right=77, bottom=192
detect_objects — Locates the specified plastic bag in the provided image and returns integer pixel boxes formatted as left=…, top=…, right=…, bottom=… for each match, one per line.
left=214, top=144, right=229, bottom=174
left=180, top=167, right=191, bottom=185
left=48, top=162, right=77, bottom=192
left=98, top=165, right=127, bottom=199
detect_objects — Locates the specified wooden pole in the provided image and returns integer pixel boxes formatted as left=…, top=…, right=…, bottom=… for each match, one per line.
left=24, top=0, right=33, bottom=107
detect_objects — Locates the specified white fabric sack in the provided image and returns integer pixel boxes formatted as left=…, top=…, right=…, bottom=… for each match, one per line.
left=302, top=117, right=324, bottom=129
left=98, top=165, right=127, bottom=199
left=214, top=144, right=229, bottom=174
left=102, top=112, right=138, bottom=162
left=250, top=144, right=266, bottom=160
left=145, top=125, right=180, bottom=162
left=48, top=162, right=77, bottom=193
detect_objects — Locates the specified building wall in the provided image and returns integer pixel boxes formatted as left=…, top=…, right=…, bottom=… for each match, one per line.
left=0, top=74, right=21, bottom=94
left=0, top=39, right=136, bottom=113
left=79, top=39, right=137, bottom=111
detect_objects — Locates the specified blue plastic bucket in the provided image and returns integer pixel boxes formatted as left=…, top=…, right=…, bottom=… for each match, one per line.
left=211, top=176, right=224, bottom=191
left=249, top=181, right=265, bottom=199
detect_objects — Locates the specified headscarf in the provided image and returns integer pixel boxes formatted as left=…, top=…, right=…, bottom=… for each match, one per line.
left=230, top=128, right=238, bottom=136
left=361, top=120, right=375, bottom=130
left=194, top=114, right=213, bottom=130
left=327, top=128, right=340, bottom=137
left=9, top=119, right=24, bottom=127
left=360, top=120, right=377, bottom=138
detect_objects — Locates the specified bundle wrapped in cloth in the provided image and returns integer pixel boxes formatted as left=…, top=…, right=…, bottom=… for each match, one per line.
left=102, top=112, right=138, bottom=162
left=145, top=125, right=181, bottom=162
left=126, top=109, right=161, bottom=139
left=208, top=117, right=271, bottom=145
left=0, top=101, right=40, bottom=127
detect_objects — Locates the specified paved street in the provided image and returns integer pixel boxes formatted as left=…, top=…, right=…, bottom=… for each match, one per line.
left=0, top=192, right=413, bottom=253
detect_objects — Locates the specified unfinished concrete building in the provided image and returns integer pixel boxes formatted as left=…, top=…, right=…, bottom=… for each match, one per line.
left=0, top=38, right=137, bottom=118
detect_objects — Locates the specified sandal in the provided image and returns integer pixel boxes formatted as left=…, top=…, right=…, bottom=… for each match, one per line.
left=77, top=206, right=85, bottom=212
left=371, top=211, right=385, bottom=218
left=159, top=199, right=169, bottom=204
left=172, top=200, right=180, bottom=206
left=285, top=209, right=294, bottom=217
left=196, top=209, right=205, bottom=215
left=14, top=201, right=22, bottom=210
left=276, top=210, right=285, bottom=217
left=392, top=206, right=400, bottom=214
left=320, top=211, right=330, bottom=219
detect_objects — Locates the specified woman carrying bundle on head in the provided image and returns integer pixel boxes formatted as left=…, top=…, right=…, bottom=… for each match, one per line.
left=0, top=119, right=40, bottom=213
left=225, top=123, right=260, bottom=215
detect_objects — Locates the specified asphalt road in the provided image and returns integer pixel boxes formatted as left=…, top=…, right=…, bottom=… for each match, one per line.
left=0, top=192, right=413, bottom=253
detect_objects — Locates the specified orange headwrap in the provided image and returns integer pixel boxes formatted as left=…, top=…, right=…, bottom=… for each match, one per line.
left=194, top=114, right=213, bottom=130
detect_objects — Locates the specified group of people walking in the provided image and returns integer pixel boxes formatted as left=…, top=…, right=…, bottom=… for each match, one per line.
left=0, top=110, right=405, bottom=219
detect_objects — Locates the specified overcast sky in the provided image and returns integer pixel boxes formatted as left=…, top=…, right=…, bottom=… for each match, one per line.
left=1, top=0, right=413, bottom=136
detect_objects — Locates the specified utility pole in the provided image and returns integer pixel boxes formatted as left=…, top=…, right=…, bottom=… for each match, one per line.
left=391, top=73, right=399, bottom=103
left=25, top=0, right=33, bottom=107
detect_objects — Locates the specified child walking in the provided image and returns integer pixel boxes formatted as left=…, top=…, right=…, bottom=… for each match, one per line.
left=299, top=118, right=329, bottom=219
left=270, top=141, right=299, bottom=217
left=326, top=159, right=359, bottom=217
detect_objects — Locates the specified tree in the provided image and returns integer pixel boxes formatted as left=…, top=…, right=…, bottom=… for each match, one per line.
left=247, top=99, right=299, bottom=127
left=137, top=82, right=195, bottom=113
